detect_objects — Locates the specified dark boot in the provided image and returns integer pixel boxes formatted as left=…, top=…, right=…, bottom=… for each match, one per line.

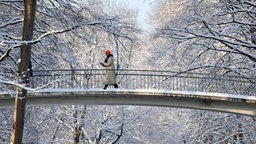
left=114, top=84, right=118, bottom=88
left=103, top=85, right=108, bottom=89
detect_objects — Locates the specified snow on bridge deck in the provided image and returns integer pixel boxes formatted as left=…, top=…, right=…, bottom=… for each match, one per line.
left=1, top=88, right=256, bottom=116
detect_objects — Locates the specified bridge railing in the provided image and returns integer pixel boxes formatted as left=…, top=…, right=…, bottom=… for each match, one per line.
left=29, top=69, right=256, bottom=96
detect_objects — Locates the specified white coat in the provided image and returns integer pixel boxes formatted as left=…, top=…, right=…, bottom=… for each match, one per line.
left=102, top=56, right=116, bottom=85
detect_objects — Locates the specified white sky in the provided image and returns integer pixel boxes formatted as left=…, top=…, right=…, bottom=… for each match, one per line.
left=114, top=0, right=153, bottom=29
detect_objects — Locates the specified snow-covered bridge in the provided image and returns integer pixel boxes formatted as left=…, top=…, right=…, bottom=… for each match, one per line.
left=0, top=69, right=256, bottom=116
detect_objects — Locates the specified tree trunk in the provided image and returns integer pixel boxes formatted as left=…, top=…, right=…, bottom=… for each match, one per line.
left=10, top=0, right=36, bottom=143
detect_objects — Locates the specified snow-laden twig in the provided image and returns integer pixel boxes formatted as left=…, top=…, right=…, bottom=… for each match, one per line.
left=0, top=79, right=34, bottom=91
left=0, top=77, right=68, bottom=92
left=0, top=16, right=23, bottom=29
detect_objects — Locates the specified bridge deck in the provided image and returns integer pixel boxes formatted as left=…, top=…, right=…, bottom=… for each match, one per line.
left=1, top=89, right=256, bottom=116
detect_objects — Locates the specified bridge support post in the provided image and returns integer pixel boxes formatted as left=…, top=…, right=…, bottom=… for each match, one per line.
left=10, top=0, right=36, bottom=143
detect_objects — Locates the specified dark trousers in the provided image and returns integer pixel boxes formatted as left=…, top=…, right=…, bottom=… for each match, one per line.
left=104, top=84, right=118, bottom=89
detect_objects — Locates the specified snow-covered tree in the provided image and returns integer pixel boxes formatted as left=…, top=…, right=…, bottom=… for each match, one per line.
left=1, top=0, right=255, bottom=143
left=148, top=0, right=256, bottom=143
left=153, top=0, right=256, bottom=77
left=0, top=0, right=140, bottom=143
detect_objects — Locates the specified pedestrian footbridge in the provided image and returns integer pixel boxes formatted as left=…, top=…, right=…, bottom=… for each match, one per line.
left=0, top=69, right=255, bottom=116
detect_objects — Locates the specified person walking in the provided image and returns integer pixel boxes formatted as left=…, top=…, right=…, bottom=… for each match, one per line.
left=100, top=50, right=118, bottom=89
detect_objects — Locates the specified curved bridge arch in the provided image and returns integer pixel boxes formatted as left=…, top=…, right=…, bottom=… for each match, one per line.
left=1, top=89, right=256, bottom=116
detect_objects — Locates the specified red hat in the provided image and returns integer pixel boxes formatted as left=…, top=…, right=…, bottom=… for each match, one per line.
left=105, top=50, right=111, bottom=55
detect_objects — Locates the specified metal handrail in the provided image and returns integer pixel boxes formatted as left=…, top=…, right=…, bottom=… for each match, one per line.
left=0, top=69, right=255, bottom=95
left=32, top=69, right=254, bottom=79
left=25, top=69, right=255, bottom=96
